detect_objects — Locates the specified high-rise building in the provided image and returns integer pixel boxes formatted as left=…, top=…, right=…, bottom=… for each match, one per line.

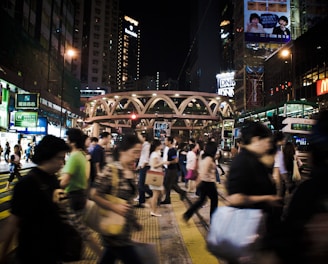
left=74, top=0, right=120, bottom=94
left=0, top=0, right=81, bottom=127
left=184, top=0, right=221, bottom=93
left=115, top=15, right=140, bottom=92
left=231, top=0, right=328, bottom=113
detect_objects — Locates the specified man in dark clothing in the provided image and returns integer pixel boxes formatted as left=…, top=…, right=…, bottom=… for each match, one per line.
left=161, top=136, right=186, bottom=204
left=89, top=132, right=110, bottom=185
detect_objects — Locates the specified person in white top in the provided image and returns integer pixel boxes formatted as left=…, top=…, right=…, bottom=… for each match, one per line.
left=135, top=132, right=153, bottom=207
left=183, top=141, right=219, bottom=223
left=148, top=139, right=168, bottom=217
left=186, top=143, right=199, bottom=193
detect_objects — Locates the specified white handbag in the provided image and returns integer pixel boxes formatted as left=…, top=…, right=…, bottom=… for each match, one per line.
left=207, top=206, right=265, bottom=263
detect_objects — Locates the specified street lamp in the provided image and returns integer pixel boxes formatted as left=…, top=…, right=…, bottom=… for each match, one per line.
left=281, top=48, right=294, bottom=101
left=60, top=48, right=76, bottom=137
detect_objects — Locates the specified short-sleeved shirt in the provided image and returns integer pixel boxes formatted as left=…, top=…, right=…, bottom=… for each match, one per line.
left=62, top=150, right=87, bottom=193
left=90, top=144, right=106, bottom=170
left=227, top=148, right=276, bottom=212
left=167, top=147, right=178, bottom=170
left=11, top=167, right=63, bottom=263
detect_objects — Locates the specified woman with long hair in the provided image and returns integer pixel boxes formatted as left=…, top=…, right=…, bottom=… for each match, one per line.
left=148, top=139, right=167, bottom=217
left=183, top=140, right=219, bottom=222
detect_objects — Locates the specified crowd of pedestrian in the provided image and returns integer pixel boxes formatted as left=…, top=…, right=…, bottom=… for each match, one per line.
left=1, top=109, right=327, bottom=263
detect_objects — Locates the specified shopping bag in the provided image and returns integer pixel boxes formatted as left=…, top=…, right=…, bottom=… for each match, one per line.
left=185, top=169, right=198, bottom=180
left=83, top=194, right=126, bottom=235
left=145, top=170, right=164, bottom=186
left=133, top=241, right=160, bottom=264
left=206, top=206, right=265, bottom=263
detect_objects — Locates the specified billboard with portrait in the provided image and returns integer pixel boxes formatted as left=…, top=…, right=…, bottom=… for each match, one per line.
left=244, top=0, right=291, bottom=43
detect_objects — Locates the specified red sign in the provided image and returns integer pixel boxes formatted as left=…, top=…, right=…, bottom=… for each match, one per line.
left=317, top=78, right=328, bottom=96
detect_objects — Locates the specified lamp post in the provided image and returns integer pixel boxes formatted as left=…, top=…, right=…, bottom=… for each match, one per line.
left=281, top=48, right=293, bottom=101
left=60, top=48, right=76, bottom=137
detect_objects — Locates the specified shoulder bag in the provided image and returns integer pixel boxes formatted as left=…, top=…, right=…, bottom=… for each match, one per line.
left=83, top=164, right=126, bottom=235
left=145, top=170, right=164, bottom=186
left=206, top=206, right=265, bottom=263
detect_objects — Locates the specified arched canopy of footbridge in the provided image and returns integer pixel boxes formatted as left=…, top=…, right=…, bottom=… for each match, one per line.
left=84, top=90, right=235, bottom=131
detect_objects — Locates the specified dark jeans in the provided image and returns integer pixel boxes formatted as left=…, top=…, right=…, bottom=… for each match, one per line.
left=162, top=168, right=185, bottom=203
left=184, top=181, right=218, bottom=222
left=138, top=166, right=152, bottom=204
left=99, top=244, right=143, bottom=264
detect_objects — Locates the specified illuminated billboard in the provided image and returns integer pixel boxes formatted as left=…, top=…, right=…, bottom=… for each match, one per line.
left=216, top=72, right=235, bottom=97
left=244, top=0, right=291, bottom=43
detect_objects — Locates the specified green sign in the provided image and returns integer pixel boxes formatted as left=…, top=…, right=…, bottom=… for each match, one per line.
left=14, top=112, right=38, bottom=127
left=0, top=88, right=9, bottom=130
left=15, top=93, right=39, bottom=109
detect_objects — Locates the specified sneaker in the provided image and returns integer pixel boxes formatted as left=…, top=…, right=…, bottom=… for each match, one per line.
left=133, top=196, right=139, bottom=202
left=150, top=212, right=162, bottom=217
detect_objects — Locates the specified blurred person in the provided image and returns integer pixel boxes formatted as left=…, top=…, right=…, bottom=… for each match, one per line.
left=246, top=13, right=266, bottom=33
left=215, top=147, right=226, bottom=176
left=0, top=135, right=70, bottom=263
left=5, top=144, right=22, bottom=191
left=148, top=139, right=168, bottom=217
left=177, top=142, right=188, bottom=183
left=24, top=142, right=32, bottom=162
left=60, top=128, right=102, bottom=257
left=135, top=132, right=152, bottom=208
left=186, top=143, right=199, bottom=194
left=161, top=136, right=186, bottom=204
left=283, top=141, right=298, bottom=193
left=257, top=110, right=328, bottom=264
left=90, top=134, right=143, bottom=264
left=89, top=132, right=110, bottom=186
left=226, top=121, right=283, bottom=263
left=272, top=131, right=291, bottom=199
left=4, top=141, right=10, bottom=163
left=183, top=141, right=219, bottom=223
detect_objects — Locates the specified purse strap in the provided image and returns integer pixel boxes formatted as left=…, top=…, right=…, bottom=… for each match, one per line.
left=108, top=164, right=119, bottom=196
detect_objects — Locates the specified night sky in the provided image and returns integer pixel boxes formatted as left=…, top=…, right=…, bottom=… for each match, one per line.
left=120, top=0, right=191, bottom=79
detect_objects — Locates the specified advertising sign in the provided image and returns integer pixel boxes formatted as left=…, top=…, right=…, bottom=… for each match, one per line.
left=10, top=116, right=47, bottom=135
left=317, top=78, right=328, bottom=96
left=0, top=87, right=9, bottom=130
left=244, top=0, right=291, bottom=43
left=14, top=112, right=38, bottom=127
left=216, top=72, right=235, bottom=97
left=154, top=121, right=171, bottom=140
left=15, top=93, right=39, bottom=109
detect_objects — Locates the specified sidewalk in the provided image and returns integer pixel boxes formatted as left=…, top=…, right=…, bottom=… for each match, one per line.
left=0, top=160, right=36, bottom=174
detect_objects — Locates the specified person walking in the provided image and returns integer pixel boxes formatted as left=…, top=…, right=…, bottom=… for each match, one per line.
left=60, top=128, right=102, bottom=257
left=183, top=141, right=219, bottom=222
left=90, top=134, right=144, bottom=264
left=161, top=136, right=186, bottom=204
left=5, top=144, right=22, bottom=191
left=4, top=141, right=10, bottom=163
left=185, top=142, right=199, bottom=195
left=0, top=135, right=71, bottom=263
left=148, top=139, right=168, bottom=217
left=135, top=132, right=152, bottom=208
left=226, top=121, right=283, bottom=263
left=89, top=132, right=110, bottom=186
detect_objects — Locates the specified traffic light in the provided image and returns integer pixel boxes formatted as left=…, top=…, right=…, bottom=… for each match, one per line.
left=130, top=113, right=138, bottom=129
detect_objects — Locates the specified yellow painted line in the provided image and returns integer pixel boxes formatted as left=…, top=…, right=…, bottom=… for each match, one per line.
left=171, top=194, right=219, bottom=264
left=0, top=195, right=11, bottom=203
left=0, top=209, right=10, bottom=221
